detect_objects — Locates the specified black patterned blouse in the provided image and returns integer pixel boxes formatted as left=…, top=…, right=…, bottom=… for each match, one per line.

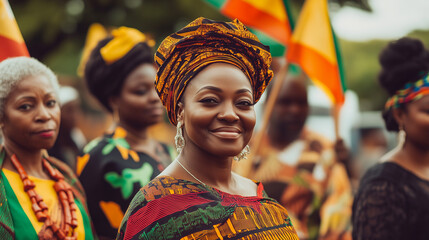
left=352, top=162, right=429, bottom=240
left=77, top=126, right=173, bottom=239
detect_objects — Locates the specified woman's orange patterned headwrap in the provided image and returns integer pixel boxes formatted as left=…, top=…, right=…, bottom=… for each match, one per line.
left=155, top=17, right=273, bottom=126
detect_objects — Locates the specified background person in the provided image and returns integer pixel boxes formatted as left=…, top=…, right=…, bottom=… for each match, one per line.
left=117, top=18, right=299, bottom=240
left=48, top=86, right=86, bottom=172
left=352, top=37, right=429, bottom=240
left=0, top=57, right=95, bottom=240
left=247, top=73, right=353, bottom=239
left=77, top=27, right=173, bottom=239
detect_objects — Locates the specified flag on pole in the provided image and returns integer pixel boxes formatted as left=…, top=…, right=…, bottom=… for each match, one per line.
left=0, top=0, right=29, bottom=61
left=287, top=0, right=346, bottom=105
left=203, top=0, right=294, bottom=56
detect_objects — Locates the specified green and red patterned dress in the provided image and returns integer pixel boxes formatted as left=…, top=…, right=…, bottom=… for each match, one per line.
left=117, top=176, right=299, bottom=240
left=77, top=126, right=173, bottom=239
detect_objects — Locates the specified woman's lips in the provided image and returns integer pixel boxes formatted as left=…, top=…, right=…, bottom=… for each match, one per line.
left=147, top=107, right=164, bottom=116
left=37, top=130, right=55, bottom=138
left=210, top=127, right=241, bottom=139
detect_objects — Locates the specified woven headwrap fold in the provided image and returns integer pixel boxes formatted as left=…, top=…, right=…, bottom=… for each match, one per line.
left=155, top=17, right=273, bottom=126
left=84, top=27, right=154, bottom=112
left=385, top=74, right=429, bottom=110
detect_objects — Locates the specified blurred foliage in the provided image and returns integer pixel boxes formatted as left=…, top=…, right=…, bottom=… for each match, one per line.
left=9, top=0, right=429, bottom=112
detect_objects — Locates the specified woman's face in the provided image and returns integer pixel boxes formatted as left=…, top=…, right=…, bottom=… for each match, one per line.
left=180, top=63, right=256, bottom=158
left=1, top=75, right=60, bottom=151
left=401, top=95, right=429, bottom=149
left=112, top=63, right=163, bottom=128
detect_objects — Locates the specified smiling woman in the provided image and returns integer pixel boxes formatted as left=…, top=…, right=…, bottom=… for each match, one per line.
left=117, top=18, right=299, bottom=240
left=0, top=57, right=95, bottom=240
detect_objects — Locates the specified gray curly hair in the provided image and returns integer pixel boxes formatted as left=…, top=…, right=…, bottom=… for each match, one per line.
left=0, top=57, right=59, bottom=120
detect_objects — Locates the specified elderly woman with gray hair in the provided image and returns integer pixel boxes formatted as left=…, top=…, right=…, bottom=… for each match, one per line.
left=0, top=57, right=95, bottom=240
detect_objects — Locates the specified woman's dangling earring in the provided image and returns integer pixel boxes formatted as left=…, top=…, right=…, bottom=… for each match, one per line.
left=175, top=121, right=185, bottom=154
left=234, top=145, right=250, bottom=161
left=112, top=106, right=120, bottom=123
left=398, top=126, right=406, bottom=148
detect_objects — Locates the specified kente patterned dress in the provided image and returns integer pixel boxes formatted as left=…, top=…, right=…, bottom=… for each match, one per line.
left=117, top=176, right=299, bottom=240
left=0, top=148, right=95, bottom=240
left=77, top=126, right=173, bottom=238
left=250, top=129, right=352, bottom=240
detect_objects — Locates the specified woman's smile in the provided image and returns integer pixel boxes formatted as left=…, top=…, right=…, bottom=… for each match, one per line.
left=210, top=127, right=242, bottom=139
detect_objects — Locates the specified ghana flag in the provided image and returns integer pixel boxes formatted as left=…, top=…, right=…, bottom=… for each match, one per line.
left=0, top=0, right=29, bottom=62
left=287, top=0, right=346, bottom=104
left=203, top=0, right=294, bottom=56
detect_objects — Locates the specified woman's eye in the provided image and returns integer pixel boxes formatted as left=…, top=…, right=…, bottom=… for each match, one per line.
left=18, top=104, right=32, bottom=111
left=200, top=98, right=218, bottom=104
left=46, top=100, right=57, bottom=107
left=237, top=100, right=254, bottom=106
left=135, top=90, right=148, bottom=95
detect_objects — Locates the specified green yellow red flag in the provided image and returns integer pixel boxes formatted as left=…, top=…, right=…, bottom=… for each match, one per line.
left=0, top=0, right=29, bottom=61
left=286, top=0, right=346, bottom=104
left=204, top=0, right=294, bottom=56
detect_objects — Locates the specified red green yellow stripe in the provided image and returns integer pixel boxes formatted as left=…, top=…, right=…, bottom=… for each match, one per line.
left=287, top=0, right=345, bottom=104
left=0, top=0, right=29, bottom=61
left=220, top=0, right=292, bottom=45
left=0, top=34, right=29, bottom=60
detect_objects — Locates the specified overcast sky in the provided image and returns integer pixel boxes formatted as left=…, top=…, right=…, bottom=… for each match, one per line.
left=331, top=0, right=429, bottom=41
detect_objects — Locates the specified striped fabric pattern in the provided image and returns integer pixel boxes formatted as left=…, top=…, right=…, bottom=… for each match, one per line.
left=117, top=176, right=299, bottom=240
left=385, top=74, right=429, bottom=110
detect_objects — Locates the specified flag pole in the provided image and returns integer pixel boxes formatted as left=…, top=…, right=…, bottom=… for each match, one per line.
left=332, top=103, right=341, bottom=140
left=236, top=59, right=290, bottom=178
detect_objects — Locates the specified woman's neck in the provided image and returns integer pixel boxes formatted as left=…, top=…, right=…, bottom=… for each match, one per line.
left=117, top=122, right=150, bottom=148
left=2, top=141, right=47, bottom=179
left=178, top=142, right=234, bottom=190
left=393, top=141, right=429, bottom=180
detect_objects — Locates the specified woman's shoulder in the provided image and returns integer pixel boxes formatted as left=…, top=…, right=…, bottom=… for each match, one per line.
left=360, top=161, right=424, bottom=187
left=139, top=176, right=207, bottom=200
left=232, top=172, right=262, bottom=197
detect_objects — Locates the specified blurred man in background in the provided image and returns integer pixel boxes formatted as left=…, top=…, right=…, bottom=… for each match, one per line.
left=247, top=70, right=353, bottom=240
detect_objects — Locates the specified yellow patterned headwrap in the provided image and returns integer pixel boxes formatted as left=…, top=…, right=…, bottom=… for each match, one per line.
left=100, top=27, right=155, bottom=64
left=155, top=17, right=273, bottom=126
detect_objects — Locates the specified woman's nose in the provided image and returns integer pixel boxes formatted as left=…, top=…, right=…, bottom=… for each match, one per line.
left=217, top=102, right=239, bottom=122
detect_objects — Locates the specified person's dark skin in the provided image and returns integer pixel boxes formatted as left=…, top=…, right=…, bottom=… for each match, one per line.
left=1, top=75, right=60, bottom=179
left=390, top=95, right=429, bottom=181
left=161, top=63, right=258, bottom=196
left=109, top=63, right=164, bottom=158
left=267, top=75, right=309, bottom=150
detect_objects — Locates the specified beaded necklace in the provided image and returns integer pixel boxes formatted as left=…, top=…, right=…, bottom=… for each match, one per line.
left=10, top=154, right=78, bottom=240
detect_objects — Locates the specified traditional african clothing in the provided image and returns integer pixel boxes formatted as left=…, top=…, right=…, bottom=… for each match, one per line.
left=77, top=126, right=173, bottom=239
left=250, top=129, right=353, bottom=240
left=0, top=147, right=95, bottom=240
left=117, top=176, right=298, bottom=240
left=385, top=74, right=429, bottom=110
left=154, top=17, right=273, bottom=125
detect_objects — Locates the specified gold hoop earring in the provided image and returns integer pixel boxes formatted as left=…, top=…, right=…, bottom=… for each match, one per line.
left=234, top=145, right=250, bottom=162
left=175, top=121, right=185, bottom=154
